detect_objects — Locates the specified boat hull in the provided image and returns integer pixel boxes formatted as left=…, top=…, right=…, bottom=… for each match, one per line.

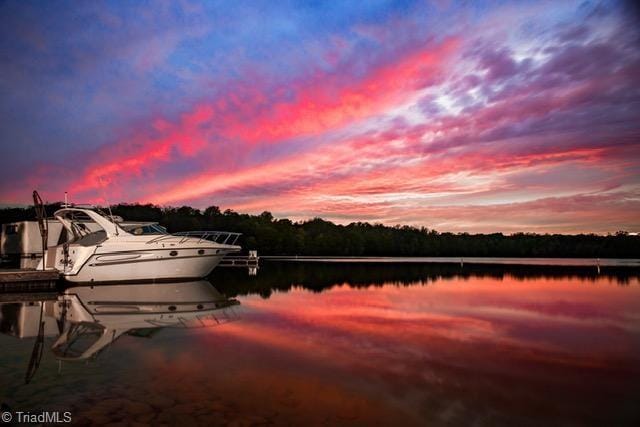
left=62, top=249, right=226, bottom=283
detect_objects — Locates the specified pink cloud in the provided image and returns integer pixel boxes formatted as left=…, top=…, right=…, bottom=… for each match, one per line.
left=3, top=3, right=638, bottom=234
left=52, top=36, right=460, bottom=202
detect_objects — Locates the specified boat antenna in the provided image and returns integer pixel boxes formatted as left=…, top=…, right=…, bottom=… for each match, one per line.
left=98, top=176, right=119, bottom=236
left=64, top=191, right=68, bottom=208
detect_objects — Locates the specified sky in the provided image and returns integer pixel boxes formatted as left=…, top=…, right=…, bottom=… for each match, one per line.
left=0, top=0, right=639, bottom=233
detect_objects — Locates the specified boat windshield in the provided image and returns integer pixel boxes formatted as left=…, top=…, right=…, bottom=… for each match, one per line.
left=58, top=211, right=108, bottom=242
left=124, top=224, right=168, bottom=236
left=75, top=230, right=107, bottom=246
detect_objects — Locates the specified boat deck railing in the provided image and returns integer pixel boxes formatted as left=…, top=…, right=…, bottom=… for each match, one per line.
left=146, top=231, right=241, bottom=245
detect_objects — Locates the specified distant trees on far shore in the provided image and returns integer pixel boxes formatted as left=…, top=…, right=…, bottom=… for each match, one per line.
left=0, top=203, right=638, bottom=258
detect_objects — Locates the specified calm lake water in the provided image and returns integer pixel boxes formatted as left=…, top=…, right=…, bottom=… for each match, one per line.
left=1, top=262, right=639, bottom=426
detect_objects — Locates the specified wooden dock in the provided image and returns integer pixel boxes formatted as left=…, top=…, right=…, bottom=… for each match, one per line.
left=0, top=269, right=60, bottom=292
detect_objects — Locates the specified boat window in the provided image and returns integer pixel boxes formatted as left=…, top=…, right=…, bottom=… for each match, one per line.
left=4, top=225, right=18, bottom=235
left=70, top=221, right=94, bottom=240
left=75, top=230, right=107, bottom=247
left=127, top=224, right=168, bottom=235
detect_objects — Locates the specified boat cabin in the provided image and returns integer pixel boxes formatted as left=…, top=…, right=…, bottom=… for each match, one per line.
left=1, top=214, right=165, bottom=269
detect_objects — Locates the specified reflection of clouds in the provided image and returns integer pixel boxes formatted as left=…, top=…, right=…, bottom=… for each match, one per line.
left=130, top=326, right=417, bottom=425
left=109, top=274, right=640, bottom=425
left=223, top=276, right=640, bottom=369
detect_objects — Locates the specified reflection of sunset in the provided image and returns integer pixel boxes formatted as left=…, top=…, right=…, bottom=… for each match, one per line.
left=218, top=276, right=640, bottom=365
left=1, top=273, right=638, bottom=425
left=116, top=275, right=639, bottom=425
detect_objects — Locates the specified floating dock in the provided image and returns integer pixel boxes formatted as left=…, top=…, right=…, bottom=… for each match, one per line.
left=0, top=269, right=60, bottom=292
left=219, top=250, right=259, bottom=268
left=260, top=256, right=640, bottom=268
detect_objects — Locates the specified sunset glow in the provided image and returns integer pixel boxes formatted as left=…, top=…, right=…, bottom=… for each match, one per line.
left=1, top=1, right=639, bottom=232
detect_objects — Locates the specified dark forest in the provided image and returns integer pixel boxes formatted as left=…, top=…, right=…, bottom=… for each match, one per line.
left=1, top=203, right=637, bottom=258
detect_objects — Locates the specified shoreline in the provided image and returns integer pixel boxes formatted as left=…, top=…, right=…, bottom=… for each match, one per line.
left=261, top=256, right=640, bottom=267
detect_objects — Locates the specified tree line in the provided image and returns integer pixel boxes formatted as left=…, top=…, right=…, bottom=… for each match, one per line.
left=0, top=202, right=637, bottom=258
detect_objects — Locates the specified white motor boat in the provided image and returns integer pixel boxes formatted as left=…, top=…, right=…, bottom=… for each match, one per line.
left=40, top=207, right=241, bottom=283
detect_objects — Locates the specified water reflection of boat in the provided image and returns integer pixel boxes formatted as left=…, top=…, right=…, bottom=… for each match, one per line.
left=42, top=207, right=242, bottom=283
left=53, top=281, right=239, bottom=361
left=0, top=281, right=239, bottom=380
